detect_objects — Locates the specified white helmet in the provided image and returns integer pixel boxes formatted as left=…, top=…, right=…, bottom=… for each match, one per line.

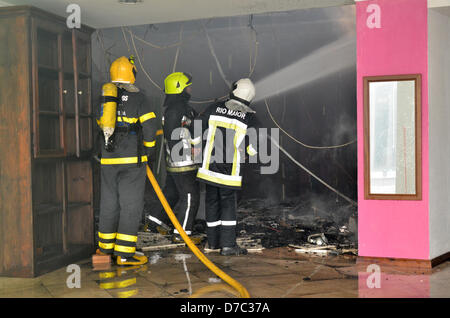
left=230, top=78, right=255, bottom=106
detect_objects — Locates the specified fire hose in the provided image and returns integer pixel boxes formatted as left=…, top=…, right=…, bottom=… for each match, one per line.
left=145, top=165, right=250, bottom=298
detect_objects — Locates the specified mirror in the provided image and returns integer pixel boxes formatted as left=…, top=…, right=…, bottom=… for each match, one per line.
left=364, top=74, right=422, bottom=200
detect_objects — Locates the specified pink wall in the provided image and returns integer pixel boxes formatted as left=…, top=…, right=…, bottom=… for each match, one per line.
left=357, top=0, right=429, bottom=259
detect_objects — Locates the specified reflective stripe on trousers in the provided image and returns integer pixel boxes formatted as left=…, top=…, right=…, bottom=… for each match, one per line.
left=204, top=184, right=237, bottom=248
left=174, top=193, right=192, bottom=235
left=98, top=164, right=146, bottom=257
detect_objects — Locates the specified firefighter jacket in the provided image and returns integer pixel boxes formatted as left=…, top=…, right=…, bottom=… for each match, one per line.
left=162, top=92, right=200, bottom=173
left=98, top=86, right=157, bottom=165
left=196, top=98, right=258, bottom=189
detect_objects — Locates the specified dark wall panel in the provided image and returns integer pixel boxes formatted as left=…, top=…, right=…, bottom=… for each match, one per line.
left=91, top=6, right=357, bottom=209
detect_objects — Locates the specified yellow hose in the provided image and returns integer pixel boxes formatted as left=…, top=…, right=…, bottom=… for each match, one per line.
left=146, top=165, right=250, bottom=298
left=190, top=283, right=241, bottom=298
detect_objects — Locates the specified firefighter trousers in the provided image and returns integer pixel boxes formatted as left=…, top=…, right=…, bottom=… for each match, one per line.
left=204, top=184, right=238, bottom=249
left=98, top=163, right=146, bottom=258
left=148, top=171, right=200, bottom=235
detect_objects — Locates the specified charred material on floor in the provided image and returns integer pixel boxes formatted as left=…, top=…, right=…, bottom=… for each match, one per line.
left=236, top=194, right=357, bottom=254
left=137, top=192, right=357, bottom=255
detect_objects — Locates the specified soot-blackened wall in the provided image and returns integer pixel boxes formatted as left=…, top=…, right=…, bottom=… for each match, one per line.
left=91, top=5, right=357, bottom=207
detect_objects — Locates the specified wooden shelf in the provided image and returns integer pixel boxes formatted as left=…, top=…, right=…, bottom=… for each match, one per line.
left=35, top=203, right=63, bottom=216
left=38, top=64, right=59, bottom=73
left=35, top=244, right=63, bottom=260
left=63, top=71, right=74, bottom=79
left=35, top=202, right=91, bottom=215
left=35, top=244, right=93, bottom=276
left=34, top=150, right=65, bottom=159
left=39, top=110, right=60, bottom=117
left=65, top=112, right=93, bottom=118
left=78, top=72, right=91, bottom=79
left=68, top=201, right=91, bottom=210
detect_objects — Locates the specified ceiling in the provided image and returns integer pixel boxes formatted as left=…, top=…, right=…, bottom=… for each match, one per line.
left=1, top=0, right=355, bottom=28
left=434, top=6, right=450, bottom=16
left=1, top=0, right=449, bottom=29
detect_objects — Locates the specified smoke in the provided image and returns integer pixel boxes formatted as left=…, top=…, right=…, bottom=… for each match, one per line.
left=253, top=35, right=356, bottom=102
left=288, top=192, right=357, bottom=228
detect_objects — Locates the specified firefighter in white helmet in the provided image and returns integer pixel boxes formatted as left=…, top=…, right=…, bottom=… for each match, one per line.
left=196, top=78, right=258, bottom=256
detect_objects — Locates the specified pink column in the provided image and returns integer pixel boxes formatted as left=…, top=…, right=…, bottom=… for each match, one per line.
left=358, top=272, right=430, bottom=298
left=357, top=0, right=429, bottom=259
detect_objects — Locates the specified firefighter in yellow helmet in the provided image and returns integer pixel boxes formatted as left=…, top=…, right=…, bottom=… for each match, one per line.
left=96, top=56, right=157, bottom=265
left=145, top=72, right=201, bottom=243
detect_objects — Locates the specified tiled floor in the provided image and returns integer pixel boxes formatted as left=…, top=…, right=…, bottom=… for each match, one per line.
left=0, top=247, right=449, bottom=298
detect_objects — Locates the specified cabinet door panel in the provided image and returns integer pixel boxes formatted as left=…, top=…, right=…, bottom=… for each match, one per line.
left=62, top=32, right=74, bottom=74
left=65, top=117, right=77, bottom=155
left=32, top=161, right=64, bottom=206
left=66, top=162, right=93, bottom=247
left=33, top=19, right=65, bottom=157
left=63, top=76, right=75, bottom=114
left=66, top=161, right=92, bottom=203
left=78, top=77, right=91, bottom=115
left=38, top=115, right=62, bottom=151
left=37, top=28, right=58, bottom=69
left=71, top=31, right=93, bottom=156
left=35, top=211, right=64, bottom=260
left=67, top=205, right=93, bottom=246
left=38, top=68, right=59, bottom=112
left=80, top=117, right=92, bottom=152
left=76, top=37, right=90, bottom=75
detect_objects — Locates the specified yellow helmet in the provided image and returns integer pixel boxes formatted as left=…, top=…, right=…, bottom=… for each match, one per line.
left=164, top=72, right=192, bottom=94
left=110, top=56, right=137, bottom=84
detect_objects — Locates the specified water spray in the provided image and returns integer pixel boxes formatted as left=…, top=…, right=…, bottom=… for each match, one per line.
left=254, top=35, right=356, bottom=102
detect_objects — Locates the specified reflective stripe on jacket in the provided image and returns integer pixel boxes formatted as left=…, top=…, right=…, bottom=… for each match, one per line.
left=98, top=86, right=157, bottom=165
left=196, top=100, right=258, bottom=189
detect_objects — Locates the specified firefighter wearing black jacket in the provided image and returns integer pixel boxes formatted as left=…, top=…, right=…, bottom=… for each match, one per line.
left=96, top=56, right=157, bottom=266
left=146, top=72, right=201, bottom=242
left=196, top=78, right=258, bottom=256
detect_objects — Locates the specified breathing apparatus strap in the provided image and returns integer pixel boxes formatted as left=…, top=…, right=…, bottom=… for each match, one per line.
left=229, top=93, right=251, bottom=106
left=114, top=124, right=141, bottom=134
left=114, top=123, right=144, bottom=166
left=100, top=96, right=120, bottom=104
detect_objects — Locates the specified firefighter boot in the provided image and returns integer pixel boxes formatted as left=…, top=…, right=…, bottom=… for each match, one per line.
left=220, top=245, right=248, bottom=256
left=96, top=249, right=109, bottom=256
left=116, top=253, right=148, bottom=266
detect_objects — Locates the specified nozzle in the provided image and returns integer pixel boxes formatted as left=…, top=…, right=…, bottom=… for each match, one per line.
left=103, top=130, right=115, bottom=152
left=105, top=139, right=115, bottom=152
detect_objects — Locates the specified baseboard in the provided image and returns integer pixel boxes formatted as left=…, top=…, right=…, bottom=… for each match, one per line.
left=357, top=256, right=433, bottom=271
left=431, top=251, right=450, bottom=267
left=357, top=251, right=450, bottom=271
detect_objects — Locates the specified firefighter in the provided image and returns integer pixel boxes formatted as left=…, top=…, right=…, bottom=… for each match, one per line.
left=196, top=78, right=258, bottom=256
left=146, top=72, right=201, bottom=243
left=96, top=56, right=157, bottom=265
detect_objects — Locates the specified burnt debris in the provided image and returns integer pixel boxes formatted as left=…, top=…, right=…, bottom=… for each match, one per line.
left=235, top=194, right=357, bottom=252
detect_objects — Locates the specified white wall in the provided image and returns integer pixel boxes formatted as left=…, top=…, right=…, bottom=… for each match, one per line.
left=428, top=8, right=450, bottom=259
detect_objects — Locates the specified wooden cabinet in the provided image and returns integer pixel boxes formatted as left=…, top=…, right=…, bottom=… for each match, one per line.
left=0, top=6, right=96, bottom=277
